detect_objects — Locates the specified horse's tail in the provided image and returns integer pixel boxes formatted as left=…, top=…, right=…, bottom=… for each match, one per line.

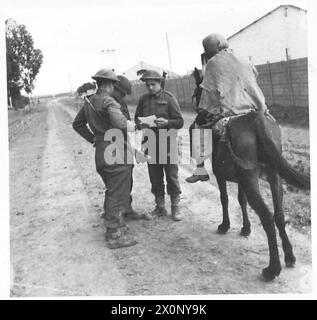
left=255, top=112, right=310, bottom=190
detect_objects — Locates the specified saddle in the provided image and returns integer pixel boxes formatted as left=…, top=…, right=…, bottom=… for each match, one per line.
left=196, top=109, right=277, bottom=170
left=196, top=109, right=276, bottom=141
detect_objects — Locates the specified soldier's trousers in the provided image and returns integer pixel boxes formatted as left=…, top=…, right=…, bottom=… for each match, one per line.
left=95, top=141, right=133, bottom=230
left=189, top=121, right=205, bottom=168
left=147, top=164, right=181, bottom=197
left=96, top=164, right=133, bottom=229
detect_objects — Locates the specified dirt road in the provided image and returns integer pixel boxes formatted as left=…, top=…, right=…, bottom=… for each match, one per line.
left=10, top=98, right=311, bottom=296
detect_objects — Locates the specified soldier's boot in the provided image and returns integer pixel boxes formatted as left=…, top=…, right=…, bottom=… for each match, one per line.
left=151, top=196, right=167, bottom=217
left=185, top=174, right=209, bottom=183
left=125, top=208, right=153, bottom=221
left=185, top=165, right=209, bottom=183
left=105, top=227, right=137, bottom=249
left=171, top=195, right=182, bottom=221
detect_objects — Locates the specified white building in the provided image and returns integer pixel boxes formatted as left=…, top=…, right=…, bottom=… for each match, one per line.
left=123, top=61, right=179, bottom=81
left=227, top=5, right=307, bottom=64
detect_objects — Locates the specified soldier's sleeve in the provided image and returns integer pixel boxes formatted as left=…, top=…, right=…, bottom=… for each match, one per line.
left=72, top=106, right=95, bottom=144
left=167, top=95, right=184, bottom=129
left=103, top=97, right=128, bottom=130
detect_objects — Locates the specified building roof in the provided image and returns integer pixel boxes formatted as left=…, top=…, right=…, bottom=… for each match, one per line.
left=123, top=61, right=180, bottom=80
left=228, top=5, right=307, bottom=40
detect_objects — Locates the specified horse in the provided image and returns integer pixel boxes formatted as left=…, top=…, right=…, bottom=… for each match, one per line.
left=191, top=67, right=310, bottom=281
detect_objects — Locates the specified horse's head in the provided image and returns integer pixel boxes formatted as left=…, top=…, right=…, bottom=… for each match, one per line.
left=192, top=67, right=203, bottom=108
left=193, top=67, right=203, bottom=85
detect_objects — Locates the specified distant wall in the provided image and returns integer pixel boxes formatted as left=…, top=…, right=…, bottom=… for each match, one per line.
left=126, top=57, right=309, bottom=127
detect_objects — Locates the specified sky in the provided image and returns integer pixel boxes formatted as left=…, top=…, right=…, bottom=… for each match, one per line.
left=1, top=0, right=311, bottom=95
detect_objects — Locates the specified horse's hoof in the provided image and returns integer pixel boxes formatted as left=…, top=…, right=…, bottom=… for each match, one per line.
left=261, top=265, right=281, bottom=282
left=240, top=227, right=251, bottom=237
left=285, top=255, right=296, bottom=268
left=285, top=261, right=295, bottom=268
left=217, top=224, right=230, bottom=234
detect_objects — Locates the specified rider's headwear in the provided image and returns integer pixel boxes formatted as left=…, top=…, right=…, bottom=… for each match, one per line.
left=202, top=33, right=229, bottom=58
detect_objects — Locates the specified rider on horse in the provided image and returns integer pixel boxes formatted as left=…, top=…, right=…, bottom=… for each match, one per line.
left=186, top=33, right=268, bottom=182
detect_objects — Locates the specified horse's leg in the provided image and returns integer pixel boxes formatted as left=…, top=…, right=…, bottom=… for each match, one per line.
left=267, top=169, right=296, bottom=267
left=237, top=168, right=281, bottom=281
left=216, top=176, right=230, bottom=234
left=238, top=184, right=251, bottom=237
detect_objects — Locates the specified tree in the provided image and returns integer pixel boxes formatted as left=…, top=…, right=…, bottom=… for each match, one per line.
left=6, top=18, right=43, bottom=107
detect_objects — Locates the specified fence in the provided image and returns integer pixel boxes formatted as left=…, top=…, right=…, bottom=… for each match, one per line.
left=126, top=57, right=309, bottom=126
left=256, top=58, right=308, bottom=108
left=126, top=75, right=197, bottom=111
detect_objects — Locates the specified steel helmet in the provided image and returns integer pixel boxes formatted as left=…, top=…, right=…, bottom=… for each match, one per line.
left=91, top=68, right=119, bottom=82
left=140, top=69, right=163, bottom=82
left=202, top=33, right=229, bottom=58
left=114, top=75, right=132, bottom=95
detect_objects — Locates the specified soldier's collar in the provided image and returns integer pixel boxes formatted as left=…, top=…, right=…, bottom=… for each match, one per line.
left=151, top=89, right=162, bottom=98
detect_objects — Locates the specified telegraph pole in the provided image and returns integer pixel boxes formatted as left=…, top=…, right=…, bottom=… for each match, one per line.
left=166, top=32, right=173, bottom=72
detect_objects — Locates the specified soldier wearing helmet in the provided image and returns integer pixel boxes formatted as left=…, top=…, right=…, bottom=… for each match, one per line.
left=72, top=68, right=138, bottom=249
left=135, top=69, right=184, bottom=221
left=111, top=75, right=152, bottom=221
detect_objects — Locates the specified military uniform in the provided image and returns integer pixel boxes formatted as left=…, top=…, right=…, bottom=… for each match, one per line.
left=72, top=87, right=133, bottom=232
left=135, top=87, right=184, bottom=220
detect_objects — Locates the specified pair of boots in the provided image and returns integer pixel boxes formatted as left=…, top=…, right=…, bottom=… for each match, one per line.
left=151, top=195, right=182, bottom=221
